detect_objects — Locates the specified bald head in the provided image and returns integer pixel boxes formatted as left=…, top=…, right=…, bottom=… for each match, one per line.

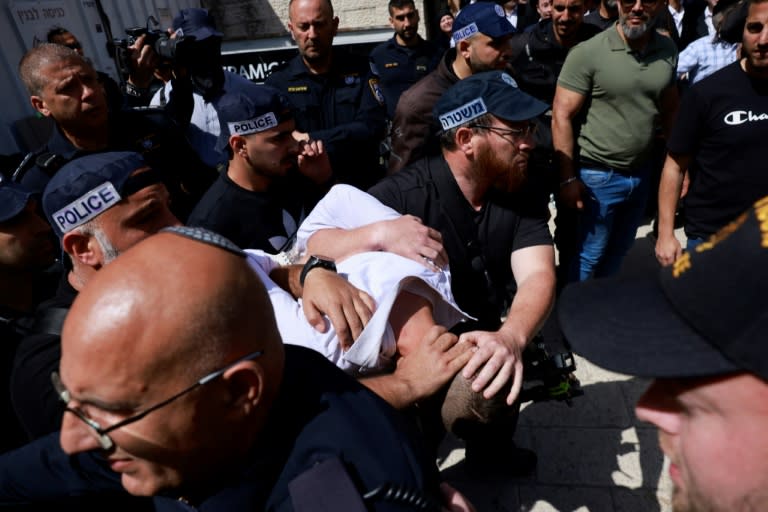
left=62, top=230, right=284, bottom=394
left=19, top=43, right=90, bottom=96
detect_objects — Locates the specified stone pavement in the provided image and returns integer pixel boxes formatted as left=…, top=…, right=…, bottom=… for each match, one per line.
left=439, top=230, right=683, bottom=511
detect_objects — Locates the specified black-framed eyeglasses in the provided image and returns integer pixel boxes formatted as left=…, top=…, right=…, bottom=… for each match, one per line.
left=470, top=122, right=537, bottom=143
left=51, top=349, right=264, bottom=450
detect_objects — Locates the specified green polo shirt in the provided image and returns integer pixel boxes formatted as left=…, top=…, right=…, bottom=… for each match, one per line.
left=557, top=24, right=677, bottom=171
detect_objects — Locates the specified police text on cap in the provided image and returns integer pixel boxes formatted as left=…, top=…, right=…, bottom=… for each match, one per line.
left=453, top=22, right=479, bottom=43
left=439, top=98, right=488, bottom=130
left=227, top=112, right=278, bottom=137
left=51, top=182, right=121, bottom=234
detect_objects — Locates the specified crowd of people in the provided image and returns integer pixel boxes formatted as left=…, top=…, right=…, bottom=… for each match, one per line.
left=0, top=0, right=766, bottom=509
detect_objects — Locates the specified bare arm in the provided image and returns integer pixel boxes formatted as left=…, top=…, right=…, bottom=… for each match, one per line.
left=459, top=244, right=556, bottom=405
left=655, top=152, right=691, bottom=266
left=269, top=265, right=375, bottom=349
left=306, top=217, right=447, bottom=270
left=552, top=85, right=588, bottom=210
left=361, top=326, right=473, bottom=409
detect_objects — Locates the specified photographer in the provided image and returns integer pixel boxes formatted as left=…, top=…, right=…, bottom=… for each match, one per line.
left=148, top=8, right=255, bottom=169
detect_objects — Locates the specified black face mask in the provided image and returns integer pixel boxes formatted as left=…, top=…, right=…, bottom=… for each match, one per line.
left=185, top=38, right=225, bottom=100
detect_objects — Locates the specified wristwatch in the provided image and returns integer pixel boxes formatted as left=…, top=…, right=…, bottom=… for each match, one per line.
left=299, top=255, right=336, bottom=287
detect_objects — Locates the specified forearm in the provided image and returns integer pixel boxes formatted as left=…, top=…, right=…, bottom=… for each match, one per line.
left=657, top=155, right=688, bottom=238
left=269, top=265, right=303, bottom=299
left=552, top=113, right=577, bottom=182
left=499, top=270, right=556, bottom=348
left=306, top=225, right=385, bottom=262
left=360, top=374, right=418, bottom=409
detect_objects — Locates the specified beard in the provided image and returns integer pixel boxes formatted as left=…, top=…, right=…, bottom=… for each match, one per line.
left=477, top=148, right=528, bottom=193
left=621, top=15, right=650, bottom=40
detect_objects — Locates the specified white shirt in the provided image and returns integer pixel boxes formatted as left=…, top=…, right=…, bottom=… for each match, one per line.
left=249, top=185, right=472, bottom=375
left=668, top=4, right=685, bottom=36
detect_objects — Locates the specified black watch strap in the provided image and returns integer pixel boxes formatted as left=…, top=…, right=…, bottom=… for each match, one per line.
left=299, top=255, right=336, bottom=287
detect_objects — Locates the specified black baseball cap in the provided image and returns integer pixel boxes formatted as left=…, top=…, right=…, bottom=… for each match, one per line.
left=215, top=83, right=293, bottom=153
left=452, top=2, right=515, bottom=43
left=559, top=196, right=768, bottom=383
left=434, top=71, right=549, bottom=131
left=172, top=8, right=223, bottom=41
left=42, top=152, right=162, bottom=239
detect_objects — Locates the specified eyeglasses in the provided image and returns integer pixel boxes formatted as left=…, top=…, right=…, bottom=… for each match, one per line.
left=619, top=0, right=658, bottom=7
left=470, top=123, right=537, bottom=143
left=52, top=349, right=264, bottom=450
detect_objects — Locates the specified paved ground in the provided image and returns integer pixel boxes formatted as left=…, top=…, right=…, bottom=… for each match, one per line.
left=439, top=224, right=685, bottom=511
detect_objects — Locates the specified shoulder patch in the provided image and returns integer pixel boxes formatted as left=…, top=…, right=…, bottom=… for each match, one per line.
left=368, top=78, right=385, bottom=106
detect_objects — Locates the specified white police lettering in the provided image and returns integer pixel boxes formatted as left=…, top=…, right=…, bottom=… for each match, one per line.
left=439, top=98, right=488, bottom=130
left=452, top=22, right=479, bottom=43
left=52, top=182, right=121, bottom=234
left=724, top=110, right=768, bottom=126
left=227, top=112, right=278, bottom=136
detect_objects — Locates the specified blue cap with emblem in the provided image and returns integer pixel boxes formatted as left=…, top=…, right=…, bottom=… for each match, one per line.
left=434, top=71, right=548, bottom=131
left=0, top=179, right=34, bottom=223
left=452, top=2, right=515, bottom=43
left=172, top=8, right=223, bottom=41
left=42, top=152, right=162, bottom=239
left=214, top=83, right=294, bottom=153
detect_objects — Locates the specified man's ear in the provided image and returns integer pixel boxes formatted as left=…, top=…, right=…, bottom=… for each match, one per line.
left=30, top=95, right=51, bottom=117
left=456, top=39, right=471, bottom=59
left=287, top=21, right=297, bottom=41
left=455, top=125, right=476, bottom=154
left=223, top=362, right=265, bottom=415
left=62, top=231, right=102, bottom=269
left=331, top=16, right=340, bottom=37
left=231, top=135, right=247, bottom=157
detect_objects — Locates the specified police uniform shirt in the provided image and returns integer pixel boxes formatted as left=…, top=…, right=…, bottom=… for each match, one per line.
left=369, top=155, right=553, bottom=330
left=265, top=49, right=387, bottom=190
left=20, top=109, right=217, bottom=223
left=369, top=36, right=442, bottom=119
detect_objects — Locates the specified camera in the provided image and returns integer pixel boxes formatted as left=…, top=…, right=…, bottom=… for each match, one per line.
left=108, top=20, right=196, bottom=79
left=518, top=337, right=582, bottom=405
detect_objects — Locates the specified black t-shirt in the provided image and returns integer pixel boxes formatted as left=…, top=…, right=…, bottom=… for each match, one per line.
left=668, top=61, right=768, bottom=238
left=369, top=155, right=552, bottom=330
left=187, top=172, right=312, bottom=253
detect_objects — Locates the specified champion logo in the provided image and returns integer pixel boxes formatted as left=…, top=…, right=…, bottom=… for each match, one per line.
left=439, top=98, right=488, bottom=130
left=228, top=112, right=278, bottom=136
left=724, top=110, right=768, bottom=126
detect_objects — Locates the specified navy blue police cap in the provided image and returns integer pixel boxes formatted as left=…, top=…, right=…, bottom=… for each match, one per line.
left=43, top=152, right=162, bottom=239
left=215, top=83, right=294, bottom=153
left=434, top=71, right=549, bottom=132
left=0, top=180, right=34, bottom=223
left=172, top=8, right=222, bottom=41
left=452, top=2, right=515, bottom=44
left=559, top=195, right=768, bottom=383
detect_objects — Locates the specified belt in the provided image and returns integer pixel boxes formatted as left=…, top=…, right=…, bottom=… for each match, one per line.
left=580, top=157, right=634, bottom=175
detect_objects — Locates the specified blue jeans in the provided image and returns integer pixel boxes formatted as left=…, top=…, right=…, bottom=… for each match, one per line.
left=686, top=236, right=704, bottom=251
left=569, top=166, right=650, bottom=282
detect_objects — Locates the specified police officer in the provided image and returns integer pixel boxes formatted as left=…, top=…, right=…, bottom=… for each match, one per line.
left=0, top=179, right=57, bottom=453
left=266, top=0, right=388, bottom=190
left=369, top=0, right=442, bottom=119
left=16, top=43, right=216, bottom=222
